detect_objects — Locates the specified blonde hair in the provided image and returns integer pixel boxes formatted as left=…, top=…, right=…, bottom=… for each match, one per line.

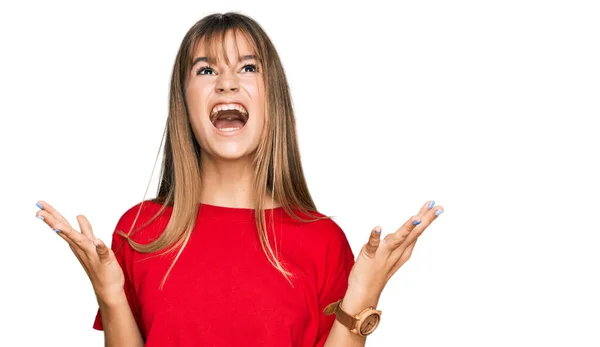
left=117, top=12, right=329, bottom=289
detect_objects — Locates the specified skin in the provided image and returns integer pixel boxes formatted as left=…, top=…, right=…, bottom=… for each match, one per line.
left=323, top=201, right=444, bottom=347
left=35, top=29, right=445, bottom=346
left=186, top=31, right=266, bottom=162
left=344, top=201, right=445, bottom=311
left=186, top=30, right=277, bottom=209
left=34, top=203, right=144, bottom=346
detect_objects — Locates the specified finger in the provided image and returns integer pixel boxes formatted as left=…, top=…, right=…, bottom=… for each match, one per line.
left=57, top=228, right=94, bottom=261
left=35, top=210, right=61, bottom=232
left=36, top=201, right=71, bottom=227
left=77, top=215, right=95, bottom=241
left=388, top=239, right=419, bottom=280
left=60, top=225, right=97, bottom=256
left=53, top=227, right=90, bottom=264
left=94, top=238, right=112, bottom=263
left=69, top=244, right=91, bottom=277
left=401, top=239, right=417, bottom=263
left=362, top=226, right=382, bottom=258
left=36, top=210, right=82, bottom=252
left=37, top=210, right=73, bottom=236
left=56, top=229, right=81, bottom=250
left=417, top=200, right=436, bottom=218
left=382, top=215, right=421, bottom=250
left=49, top=219, right=96, bottom=257
left=402, top=206, right=444, bottom=248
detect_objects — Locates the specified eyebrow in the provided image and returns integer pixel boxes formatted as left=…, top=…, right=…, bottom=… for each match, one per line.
left=191, top=54, right=258, bottom=68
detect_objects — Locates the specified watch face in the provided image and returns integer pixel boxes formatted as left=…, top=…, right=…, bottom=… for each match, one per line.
left=359, top=313, right=380, bottom=335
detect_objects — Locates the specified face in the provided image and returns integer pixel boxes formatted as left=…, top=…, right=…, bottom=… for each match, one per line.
left=185, top=30, right=266, bottom=161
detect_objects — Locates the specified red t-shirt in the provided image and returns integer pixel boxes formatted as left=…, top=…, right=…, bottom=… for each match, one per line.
left=93, top=200, right=355, bottom=346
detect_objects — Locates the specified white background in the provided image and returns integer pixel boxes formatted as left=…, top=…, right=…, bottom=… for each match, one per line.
left=1, top=0, right=599, bottom=346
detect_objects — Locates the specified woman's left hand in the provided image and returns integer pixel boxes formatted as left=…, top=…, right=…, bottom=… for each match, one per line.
left=344, top=200, right=444, bottom=308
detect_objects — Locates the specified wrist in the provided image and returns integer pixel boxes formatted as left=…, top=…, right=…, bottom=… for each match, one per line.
left=324, top=292, right=383, bottom=338
left=340, top=290, right=380, bottom=314
left=96, top=289, right=128, bottom=308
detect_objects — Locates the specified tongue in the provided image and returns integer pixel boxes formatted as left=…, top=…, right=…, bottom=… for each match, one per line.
left=214, top=111, right=246, bottom=130
left=214, top=118, right=245, bottom=129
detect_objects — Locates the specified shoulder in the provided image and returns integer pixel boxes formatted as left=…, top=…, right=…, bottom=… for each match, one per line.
left=112, top=199, right=173, bottom=244
left=295, top=214, right=348, bottom=246
left=286, top=210, right=354, bottom=261
left=286, top=211, right=356, bottom=296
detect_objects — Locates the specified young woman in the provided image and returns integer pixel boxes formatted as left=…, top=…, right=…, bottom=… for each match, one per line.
left=34, top=12, right=443, bottom=347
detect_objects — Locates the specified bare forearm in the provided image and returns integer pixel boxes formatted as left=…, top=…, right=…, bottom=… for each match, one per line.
left=99, top=292, right=144, bottom=347
left=323, top=292, right=379, bottom=347
left=323, top=319, right=367, bottom=347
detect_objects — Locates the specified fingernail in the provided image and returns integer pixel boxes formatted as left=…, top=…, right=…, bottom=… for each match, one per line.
left=54, top=229, right=61, bottom=233
left=36, top=215, right=44, bottom=221
left=413, top=220, right=421, bottom=226
left=375, top=227, right=381, bottom=235
left=435, top=209, right=444, bottom=216
left=36, top=202, right=43, bottom=210
left=428, top=201, right=435, bottom=209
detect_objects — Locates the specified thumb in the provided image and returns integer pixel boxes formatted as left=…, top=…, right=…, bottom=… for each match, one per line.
left=362, top=226, right=381, bottom=258
left=94, top=238, right=110, bottom=262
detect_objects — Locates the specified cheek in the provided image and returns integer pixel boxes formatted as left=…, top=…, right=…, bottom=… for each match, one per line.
left=245, top=81, right=266, bottom=126
left=184, top=88, right=213, bottom=145
left=186, top=82, right=211, bottom=112
left=250, top=102, right=266, bottom=134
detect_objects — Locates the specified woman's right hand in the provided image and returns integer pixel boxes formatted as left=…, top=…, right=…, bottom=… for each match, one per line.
left=35, top=201, right=125, bottom=306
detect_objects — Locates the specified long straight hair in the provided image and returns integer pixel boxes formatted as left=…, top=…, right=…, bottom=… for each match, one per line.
left=117, top=12, right=329, bottom=289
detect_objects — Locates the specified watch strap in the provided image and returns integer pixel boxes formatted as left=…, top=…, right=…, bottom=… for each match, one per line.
left=323, top=299, right=357, bottom=330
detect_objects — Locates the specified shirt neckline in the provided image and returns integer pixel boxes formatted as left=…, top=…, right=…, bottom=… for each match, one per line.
left=146, top=199, right=290, bottom=222
left=198, top=202, right=285, bottom=221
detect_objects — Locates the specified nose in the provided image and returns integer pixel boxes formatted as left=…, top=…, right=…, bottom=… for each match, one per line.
left=215, top=71, right=240, bottom=93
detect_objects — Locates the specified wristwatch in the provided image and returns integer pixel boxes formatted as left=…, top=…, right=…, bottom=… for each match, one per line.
left=323, top=299, right=382, bottom=336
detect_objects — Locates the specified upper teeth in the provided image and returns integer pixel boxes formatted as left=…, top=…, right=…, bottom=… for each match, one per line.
left=210, top=103, right=248, bottom=117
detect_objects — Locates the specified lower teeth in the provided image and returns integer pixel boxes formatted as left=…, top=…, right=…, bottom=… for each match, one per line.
left=220, top=127, right=241, bottom=131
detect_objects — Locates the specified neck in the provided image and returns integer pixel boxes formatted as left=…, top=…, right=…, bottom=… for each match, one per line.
left=198, top=153, right=278, bottom=209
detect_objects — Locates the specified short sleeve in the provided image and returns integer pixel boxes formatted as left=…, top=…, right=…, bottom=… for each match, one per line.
left=92, top=210, right=144, bottom=335
left=314, top=222, right=356, bottom=347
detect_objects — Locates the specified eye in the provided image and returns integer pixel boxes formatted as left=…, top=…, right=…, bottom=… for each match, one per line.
left=241, top=64, right=258, bottom=73
left=196, top=66, right=215, bottom=76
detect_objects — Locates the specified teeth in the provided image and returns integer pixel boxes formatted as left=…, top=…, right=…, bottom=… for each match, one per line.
left=210, top=103, right=248, bottom=117
left=219, top=127, right=242, bottom=132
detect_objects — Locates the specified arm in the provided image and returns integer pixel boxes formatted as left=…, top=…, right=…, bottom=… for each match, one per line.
left=324, top=200, right=444, bottom=346
left=99, top=291, right=144, bottom=347
left=35, top=200, right=150, bottom=347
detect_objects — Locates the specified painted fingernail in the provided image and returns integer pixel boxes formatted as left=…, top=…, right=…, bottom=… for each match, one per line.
left=375, top=227, right=381, bottom=235
left=54, top=228, right=61, bottom=233
left=36, top=202, right=43, bottom=210
left=435, top=209, right=444, bottom=216
left=428, top=201, right=435, bottom=209
left=413, top=220, right=421, bottom=226
left=36, top=215, right=44, bottom=221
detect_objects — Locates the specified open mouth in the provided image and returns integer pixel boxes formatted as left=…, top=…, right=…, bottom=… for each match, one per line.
left=209, top=103, right=249, bottom=132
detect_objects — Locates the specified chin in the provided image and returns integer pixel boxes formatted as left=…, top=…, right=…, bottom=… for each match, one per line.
left=209, top=142, right=257, bottom=161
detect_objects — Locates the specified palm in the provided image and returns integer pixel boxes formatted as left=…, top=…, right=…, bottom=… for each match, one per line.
left=35, top=201, right=126, bottom=303
left=347, top=200, right=444, bottom=299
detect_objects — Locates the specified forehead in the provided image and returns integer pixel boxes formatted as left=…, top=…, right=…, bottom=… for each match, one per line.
left=193, top=29, right=258, bottom=65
